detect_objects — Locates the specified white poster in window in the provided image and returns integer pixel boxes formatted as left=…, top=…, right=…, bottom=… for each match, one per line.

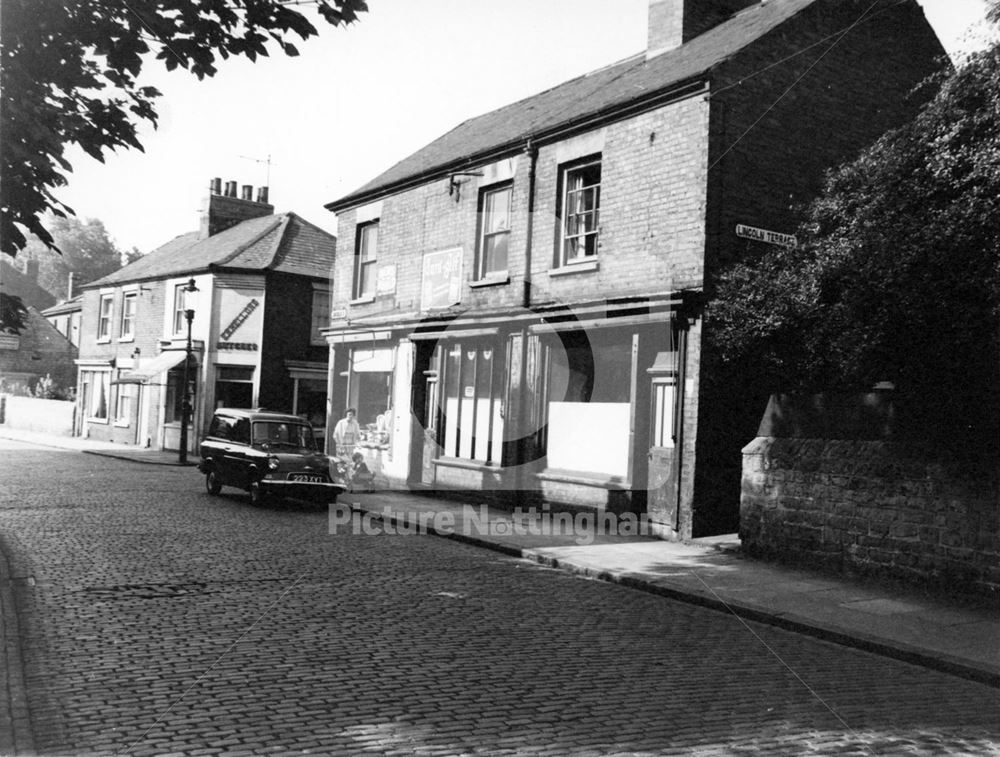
left=547, top=402, right=630, bottom=478
left=376, top=264, right=397, bottom=295
left=421, top=247, right=463, bottom=310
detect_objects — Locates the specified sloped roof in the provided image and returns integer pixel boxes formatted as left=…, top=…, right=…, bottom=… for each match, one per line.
left=41, top=293, right=83, bottom=317
left=328, top=0, right=817, bottom=210
left=86, top=213, right=335, bottom=287
left=0, top=258, right=58, bottom=310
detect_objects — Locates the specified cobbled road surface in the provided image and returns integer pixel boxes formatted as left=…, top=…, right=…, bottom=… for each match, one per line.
left=1, top=439, right=998, bottom=757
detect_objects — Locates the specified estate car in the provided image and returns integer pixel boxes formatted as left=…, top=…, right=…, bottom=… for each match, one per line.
left=199, top=408, right=346, bottom=505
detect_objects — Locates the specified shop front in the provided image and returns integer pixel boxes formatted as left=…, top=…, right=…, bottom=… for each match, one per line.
left=326, top=293, right=697, bottom=520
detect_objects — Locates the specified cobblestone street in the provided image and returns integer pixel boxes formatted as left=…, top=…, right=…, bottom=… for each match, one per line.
left=1, top=438, right=998, bottom=756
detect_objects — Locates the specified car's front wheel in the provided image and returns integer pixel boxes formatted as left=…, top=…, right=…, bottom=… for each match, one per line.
left=205, top=470, right=223, bottom=496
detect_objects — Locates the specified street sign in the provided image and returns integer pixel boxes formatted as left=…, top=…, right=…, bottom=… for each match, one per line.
left=736, top=224, right=797, bottom=247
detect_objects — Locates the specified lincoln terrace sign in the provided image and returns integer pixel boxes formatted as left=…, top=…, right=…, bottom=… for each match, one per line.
left=736, top=224, right=797, bottom=248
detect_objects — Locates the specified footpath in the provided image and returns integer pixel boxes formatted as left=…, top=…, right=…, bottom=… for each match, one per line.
left=2, top=427, right=998, bottom=697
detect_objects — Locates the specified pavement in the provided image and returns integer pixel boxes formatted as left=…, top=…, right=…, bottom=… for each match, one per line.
left=2, top=425, right=998, bottom=692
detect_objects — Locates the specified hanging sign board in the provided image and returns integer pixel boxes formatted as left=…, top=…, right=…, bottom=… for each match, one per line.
left=736, top=224, right=797, bottom=247
left=421, top=247, right=463, bottom=310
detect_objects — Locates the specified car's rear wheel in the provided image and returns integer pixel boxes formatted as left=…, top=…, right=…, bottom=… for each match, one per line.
left=249, top=481, right=268, bottom=506
left=205, top=470, right=223, bottom=495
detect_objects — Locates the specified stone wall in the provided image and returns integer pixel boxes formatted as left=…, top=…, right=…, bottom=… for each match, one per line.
left=741, top=437, right=1000, bottom=597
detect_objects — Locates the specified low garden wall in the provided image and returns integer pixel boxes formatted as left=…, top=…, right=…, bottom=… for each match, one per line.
left=0, top=395, right=76, bottom=436
left=740, top=395, right=999, bottom=597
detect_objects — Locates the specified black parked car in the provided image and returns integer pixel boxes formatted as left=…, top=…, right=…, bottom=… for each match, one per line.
left=199, top=408, right=347, bottom=505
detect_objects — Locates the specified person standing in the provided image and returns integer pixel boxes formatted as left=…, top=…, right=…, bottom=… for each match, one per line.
left=333, top=407, right=361, bottom=457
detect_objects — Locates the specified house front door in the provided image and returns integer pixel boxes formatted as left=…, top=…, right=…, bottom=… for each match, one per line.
left=646, top=373, right=679, bottom=524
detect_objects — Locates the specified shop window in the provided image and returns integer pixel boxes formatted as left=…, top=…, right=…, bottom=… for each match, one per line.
left=215, top=365, right=254, bottom=409
left=347, top=347, right=393, bottom=447
left=557, top=156, right=601, bottom=266
left=544, top=331, right=630, bottom=477
left=166, top=362, right=197, bottom=422
left=439, top=342, right=503, bottom=463
left=97, top=295, right=114, bottom=341
left=353, top=221, right=378, bottom=300
left=476, top=184, right=511, bottom=279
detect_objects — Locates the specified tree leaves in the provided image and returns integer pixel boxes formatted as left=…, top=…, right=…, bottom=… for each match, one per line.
left=1, top=0, right=368, bottom=257
left=708, top=45, right=1000, bottom=442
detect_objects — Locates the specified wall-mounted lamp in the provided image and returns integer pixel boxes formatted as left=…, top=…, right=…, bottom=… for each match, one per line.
left=447, top=171, right=484, bottom=202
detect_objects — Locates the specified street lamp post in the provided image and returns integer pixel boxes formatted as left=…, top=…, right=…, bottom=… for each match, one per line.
left=178, top=278, right=199, bottom=464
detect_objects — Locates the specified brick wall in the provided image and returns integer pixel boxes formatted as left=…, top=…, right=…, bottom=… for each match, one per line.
left=741, top=437, right=1000, bottom=597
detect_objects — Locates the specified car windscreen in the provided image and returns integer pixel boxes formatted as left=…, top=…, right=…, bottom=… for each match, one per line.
left=251, top=421, right=316, bottom=450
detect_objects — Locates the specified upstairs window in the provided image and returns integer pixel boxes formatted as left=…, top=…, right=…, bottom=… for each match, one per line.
left=559, top=157, right=601, bottom=265
left=477, top=184, right=511, bottom=279
left=97, top=294, right=114, bottom=341
left=120, top=292, right=137, bottom=340
left=311, top=286, right=331, bottom=345
left=353, top=221, right=378, bottom=300
left=172, top=283, right=187, bottom=335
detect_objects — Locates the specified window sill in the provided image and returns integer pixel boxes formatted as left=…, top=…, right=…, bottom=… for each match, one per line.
left=350, top=295, right=376, bottom=306
left=535, top=468, right=628, bottom=489
left=432, top=456, right=499, bottom=472
left=96, top=338, right=112, bottom=344
left=118, top=336, right=135, bottom=343
left=87, top=417, right=110, bottom=425
left=114, top=420, right=130, bottom=428
left=469, top=273, right=510, bottom=288
left=549, top=259, right=599, bottom=277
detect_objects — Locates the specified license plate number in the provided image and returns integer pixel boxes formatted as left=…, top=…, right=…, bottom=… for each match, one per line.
left=288, top=473, right=324, bottom=482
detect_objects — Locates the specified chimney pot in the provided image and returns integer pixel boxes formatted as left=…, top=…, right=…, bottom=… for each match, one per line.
left=210, top=177, right=222, bottom=195
left=225, top=180, right=237, bottom=197
left=256, top=186, right=269, bottom=204
left=241, top=184, right=253, bottom=201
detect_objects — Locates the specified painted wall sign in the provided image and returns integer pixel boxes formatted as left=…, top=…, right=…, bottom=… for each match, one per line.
left=376, top=264, right=397, bottom=295
left=421, top=247, right=463, bottom=310
left=220, top=298, right=260, bottom=340
left=736, top=224, right=797, bottom=247
left=217, top=342, right=259, bottom=351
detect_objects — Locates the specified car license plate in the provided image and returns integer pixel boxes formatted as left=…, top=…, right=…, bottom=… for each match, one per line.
left=288, top=473, right=324, bottom=482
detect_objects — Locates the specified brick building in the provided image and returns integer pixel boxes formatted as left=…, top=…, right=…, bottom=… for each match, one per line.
left=323, top=0, right=945, bottom=538
left=0, top=258, right=76, bottom=394
left=76, top=181, right=335, bottom=454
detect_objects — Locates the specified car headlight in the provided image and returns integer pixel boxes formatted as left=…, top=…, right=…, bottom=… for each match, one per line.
left=268, top=455, right=280, bottom=470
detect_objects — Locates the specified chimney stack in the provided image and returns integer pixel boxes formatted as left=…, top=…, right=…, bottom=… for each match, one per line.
left=647, top=0, right=758, bottom=58
left=199, top=177, right=275, bottom=239
left=67, top=271, right=75, bottom=300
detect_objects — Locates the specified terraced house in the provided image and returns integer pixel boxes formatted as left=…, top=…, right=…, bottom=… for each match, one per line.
left=323, top=0, right=944, bottom=538
left=76, top=181, right=335, bottom=455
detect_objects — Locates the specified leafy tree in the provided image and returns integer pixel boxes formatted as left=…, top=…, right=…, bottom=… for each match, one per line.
left=19, top=215, right=130, bottom=298
left=0, top=0, right=367, bottom=257
left=708, top=44, right=1000, bottom=448
left=0, top=291, right=29, bottom=334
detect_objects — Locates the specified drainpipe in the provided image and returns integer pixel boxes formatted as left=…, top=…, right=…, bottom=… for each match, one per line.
left=516, top=138, right=539, bottom=490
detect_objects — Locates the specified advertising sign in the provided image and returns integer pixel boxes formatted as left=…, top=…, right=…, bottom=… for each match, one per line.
left=420, top=247, right=463, bottom=310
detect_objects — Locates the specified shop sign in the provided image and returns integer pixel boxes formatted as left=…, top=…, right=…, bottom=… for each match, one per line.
left=330, top=308, right=348, bottom=320
left=736, top=224, right=797, bottom=247
left=220, top=298, right=260, bottom=339
left=421, top=247, right=463, bottom=310
left=217, top=342, right=259, bottom=351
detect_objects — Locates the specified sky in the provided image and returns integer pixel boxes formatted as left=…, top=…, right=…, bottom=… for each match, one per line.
left=52, top=0, right=995, bottom=255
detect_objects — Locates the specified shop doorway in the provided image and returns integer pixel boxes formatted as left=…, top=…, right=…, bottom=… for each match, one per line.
left=647, top=353, right=680, bottom=524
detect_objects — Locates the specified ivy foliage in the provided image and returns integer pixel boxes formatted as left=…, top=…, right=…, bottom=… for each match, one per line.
left=0, top=0, right=368, bottom=256
left=708, top=45, right=1000, bottom=437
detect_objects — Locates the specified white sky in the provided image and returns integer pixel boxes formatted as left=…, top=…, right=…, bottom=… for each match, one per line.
left=53, top=0, right=994, bottom=254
